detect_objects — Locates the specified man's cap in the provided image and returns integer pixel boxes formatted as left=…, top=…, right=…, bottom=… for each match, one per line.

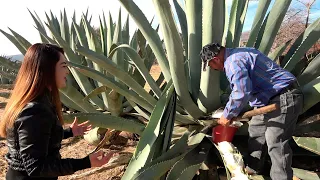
left=199, top=42, right=221, bottom=71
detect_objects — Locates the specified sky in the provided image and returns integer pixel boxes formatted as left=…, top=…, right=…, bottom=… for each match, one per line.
left=0, top=0, right=319, bottom=56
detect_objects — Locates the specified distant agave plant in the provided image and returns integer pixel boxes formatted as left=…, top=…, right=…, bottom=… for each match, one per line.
left=1, top=0, right=320, bottom=179
left=0, top=55, right=19, bottom=85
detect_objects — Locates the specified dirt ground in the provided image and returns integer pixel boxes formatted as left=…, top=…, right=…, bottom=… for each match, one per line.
left=0, top=65, right=162, bottom=179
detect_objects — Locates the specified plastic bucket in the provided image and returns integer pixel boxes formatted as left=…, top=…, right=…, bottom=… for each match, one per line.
left=212, top=122, right=243, bottom=143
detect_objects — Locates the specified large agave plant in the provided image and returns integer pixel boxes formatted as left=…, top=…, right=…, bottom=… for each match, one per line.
left=1, top=0, right=320, bottom=179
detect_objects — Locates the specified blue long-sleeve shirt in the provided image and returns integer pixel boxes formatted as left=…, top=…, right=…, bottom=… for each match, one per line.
left=222, top=48, right=296, bottom=120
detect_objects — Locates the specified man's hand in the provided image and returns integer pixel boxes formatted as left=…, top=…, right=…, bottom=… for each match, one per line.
left=218, top=115, right=232, bottom=126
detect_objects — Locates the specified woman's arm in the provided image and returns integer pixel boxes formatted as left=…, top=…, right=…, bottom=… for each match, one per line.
left=63, top=127, right=73, bottom=139
left=16, top=103, right=91, bottom=177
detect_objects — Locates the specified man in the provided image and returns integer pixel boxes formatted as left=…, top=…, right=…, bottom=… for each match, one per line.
left=200, top=42, right=303, bottom=180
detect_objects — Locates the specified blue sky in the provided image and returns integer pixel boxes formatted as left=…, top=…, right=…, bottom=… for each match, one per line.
left=242, top=0, right=320, bottom=31
left=0, top=0, right=319, bottom=56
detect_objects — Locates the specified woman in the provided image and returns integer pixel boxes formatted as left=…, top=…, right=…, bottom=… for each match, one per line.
left=0, top=43, right=113, bottom=179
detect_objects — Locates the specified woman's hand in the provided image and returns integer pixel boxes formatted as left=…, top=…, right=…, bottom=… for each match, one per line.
left=70, top=117, right=92, bottom=137
left=89, top=150, right=114, bottom=167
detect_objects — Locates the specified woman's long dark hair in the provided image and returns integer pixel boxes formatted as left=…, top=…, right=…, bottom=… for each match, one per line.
left=0, top=43, right=64, bottom=137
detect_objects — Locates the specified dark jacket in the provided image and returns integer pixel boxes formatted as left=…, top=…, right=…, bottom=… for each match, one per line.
left=5, top=92, right=91, bottom=179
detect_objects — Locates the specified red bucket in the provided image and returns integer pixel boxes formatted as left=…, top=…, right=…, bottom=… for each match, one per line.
left=212, top=124, right=241, bottom=143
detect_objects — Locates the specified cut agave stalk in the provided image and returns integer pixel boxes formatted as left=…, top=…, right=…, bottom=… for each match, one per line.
left=216, top=141, right=249, bottom=180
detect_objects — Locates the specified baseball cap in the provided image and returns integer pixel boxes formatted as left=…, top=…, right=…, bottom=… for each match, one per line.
left=200, top=42, right=221, bottom=71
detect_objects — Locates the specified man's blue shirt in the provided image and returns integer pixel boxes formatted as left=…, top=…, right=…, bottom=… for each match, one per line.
left=223, top=47, right=296, bottom=120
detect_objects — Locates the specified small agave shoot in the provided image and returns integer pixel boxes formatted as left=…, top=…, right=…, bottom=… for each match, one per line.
left=1, top=0, right=320, bottom=179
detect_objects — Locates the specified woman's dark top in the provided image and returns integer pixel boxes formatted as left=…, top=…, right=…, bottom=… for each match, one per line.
left=5, top=92, right=91, bottom=180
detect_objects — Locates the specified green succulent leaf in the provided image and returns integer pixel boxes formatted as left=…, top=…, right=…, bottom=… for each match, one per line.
left=63, top=113, right=145, bottom=135
left=283, top=18, right=320, bottom=71
left=293, top=136, right=320, bottom=156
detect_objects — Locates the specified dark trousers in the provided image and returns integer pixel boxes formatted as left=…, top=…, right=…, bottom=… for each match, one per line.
left=247, top=86, right=303, bottom=180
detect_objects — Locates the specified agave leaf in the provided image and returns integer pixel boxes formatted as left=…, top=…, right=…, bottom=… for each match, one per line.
left=73, top=21, right=89, bottom=48
left=234, top=0, right=249, bottom=47
left=133, top=128, right=206, bottom=179
left=60, top=9, right=70, bottom=44
left=134, top=156, right=183, bottom=180
left=8, top=28, right=32, bottom=50
left=172, top=0, right=188, bottom=57
left=81, top=14, right=108, bottom=110
left=123, top=15, right=130, bottom=73
left=153, top=0, right=202, bottom=119
left=246, top=0, right=272, bottom=47
left=70, top=11, right=77, bottom=47
left=186, top=0, right=202, bottom=101
left=294, top=116, right=320, bottom=138
left=121, top=83, right=174, bottom=180
left=166, top=138, right=212, bottom=180
left=293, top=168, right=320, bottom=180
left=100, top=12, right=108, bottom=56
left=76, top=45, right=157, bottom=106
left=145, top=44, right=157, bottom=70
left=127, top=99, right=150, bottom=120
left=28, top=10, right=49, bottom=43
left=268, top=39, right=292, bottom=61
left=110, top=44, right=162, bottom=98
left=254, top=12, right=269, bottom=49
left=131, top=29, right=151, bottom=87
left=198, top=0, right=225, bottom=113
left=130, top=30, right=138, bottom=50
left=257, top=0, right=292, bottom=54
left=226, top=0, right=239, bottom=47
left=49, top=11, right=61, bottom=36
left=293, top=136, right=320, bottom=155
left=282, top=18, right=320, bottom=71
left=136, top=28, right=147, bottom=58
left=112, top=8, right=125, bottom=70
left=72, top=21, right=94, bottom=69
left=59, top=92, right=85, bottom=112
left=0, top=29, right=27, bottom=55
left=291, top=59, right=308, bottom=77
left=63, top=113, right=145, bottom=135
left=122, top=15, right=130, bottom=45
left=110, top=10, right=125, bottom=116
left=146, top=95, right=175, bottom=163
left=226, top=0, right=248, bottom=48
left=82, top=14, right=102, bottom=54
left=301, top=77, right=320, bottom=113
left=83, top=86, right=112, bottom=102
left=59, top=82, right=97, bottom=113
left=107, top=12, right=114, bottom=55
left=34, top=26, right=56, bottom=45
left=68, top=61, right=154, bottom=112
left=298, top=54, right=320, bottom=86
left=161, top=92, right=176, bottom=154
left=152, top=131, right=190, bottom=165
left=118, top=0, right=171, bottom=82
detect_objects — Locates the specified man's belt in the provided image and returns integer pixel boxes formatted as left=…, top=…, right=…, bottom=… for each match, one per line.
left=283, top=81, right=300, bottom=91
